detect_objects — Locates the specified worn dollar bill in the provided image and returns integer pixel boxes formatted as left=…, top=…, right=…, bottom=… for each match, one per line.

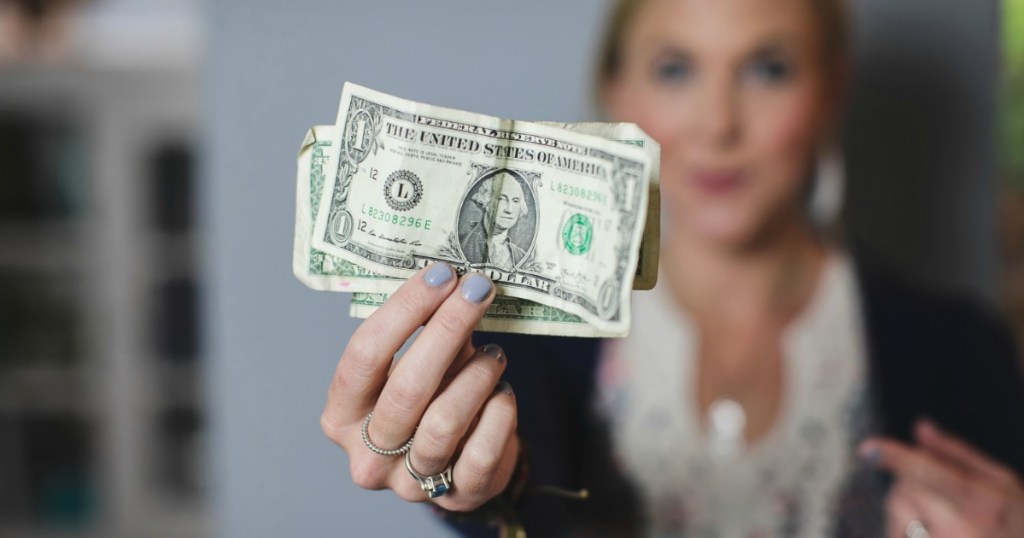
left=293, top=125, right=402, bottom=293
left=294, top=124, right=660, bottom=291
left=293, top=124, right=658, bottom=337
left=309, top=83, right=657, bottom=333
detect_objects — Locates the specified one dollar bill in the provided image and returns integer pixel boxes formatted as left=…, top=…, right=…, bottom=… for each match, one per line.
left=293, top=125, right=659, bottom=337
left=298, top=83, right=660, bottom=335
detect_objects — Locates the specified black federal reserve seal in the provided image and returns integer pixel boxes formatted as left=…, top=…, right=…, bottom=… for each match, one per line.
left=383, top=170, right=423, bottom=211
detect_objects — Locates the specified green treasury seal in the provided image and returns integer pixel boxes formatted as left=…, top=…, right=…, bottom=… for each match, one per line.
left=561, top=213, right=593, bottom=255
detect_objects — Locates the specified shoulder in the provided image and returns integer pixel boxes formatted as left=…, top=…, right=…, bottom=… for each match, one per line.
left=851, top=250, right=1024, bottom=475
left=853, top=251, right=1017, bottom=369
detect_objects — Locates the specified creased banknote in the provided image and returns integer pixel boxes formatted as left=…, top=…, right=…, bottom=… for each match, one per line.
left=293, top=126, right=658, bottom=337
left=295, top=83, right=660, bottom=336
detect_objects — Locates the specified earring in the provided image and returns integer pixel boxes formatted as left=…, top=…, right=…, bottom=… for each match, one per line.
left=809, top=142, right=846, bottom=231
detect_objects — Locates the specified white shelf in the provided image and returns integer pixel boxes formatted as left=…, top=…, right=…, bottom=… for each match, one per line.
left=0, top=63, right=205, bottom=537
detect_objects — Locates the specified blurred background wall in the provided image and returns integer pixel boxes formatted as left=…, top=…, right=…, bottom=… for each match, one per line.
left=845, top=0, right=1000, bottom=298
left=0, top=0, right=1021, bottom=537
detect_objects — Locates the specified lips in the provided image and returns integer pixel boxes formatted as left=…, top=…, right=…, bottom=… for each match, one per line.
left=689, top=169, right=747, bottom=196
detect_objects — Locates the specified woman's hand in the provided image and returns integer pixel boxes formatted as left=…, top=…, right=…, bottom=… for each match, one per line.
left=320, top=263, right=519, bottom=512
left=861, top=419, right=1024, bottom=538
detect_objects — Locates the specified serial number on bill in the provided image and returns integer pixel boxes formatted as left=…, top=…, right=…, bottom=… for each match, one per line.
left=360, top=204, right=433, bottom=229
left=551, top=182, right=607, bottom=205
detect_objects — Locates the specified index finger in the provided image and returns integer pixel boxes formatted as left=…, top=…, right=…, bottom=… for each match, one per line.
left=860, top=438, right=970, bottom=503
left=324, top=263, right=458, bottom=429
left=915, top=419, right=1019, bottom=488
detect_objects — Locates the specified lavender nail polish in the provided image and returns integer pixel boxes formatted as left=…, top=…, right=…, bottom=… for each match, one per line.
left=461, top=273, right=492, bottom=303
left=479, top=343, right=505, bottom=362
left=423, top=263, right=453, bottom=288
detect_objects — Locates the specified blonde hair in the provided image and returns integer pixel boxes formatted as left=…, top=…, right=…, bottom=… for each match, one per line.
left=595, top=0, right=850, bottom=89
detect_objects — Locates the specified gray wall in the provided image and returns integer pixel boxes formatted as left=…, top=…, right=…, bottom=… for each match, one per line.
left=203, top=1, right=998, bottom=537
left=845, top=0, right=999, bottom=299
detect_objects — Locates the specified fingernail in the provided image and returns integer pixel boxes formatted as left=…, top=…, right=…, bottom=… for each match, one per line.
left=423, top=263, right=453, bottom=288
left=479, top=343, right=505, bottom=362
left=495, top=381, right=513, bottom=395
left=862, top=446, right=882, bottom=466
left=461, top=273, right=492, bottom=303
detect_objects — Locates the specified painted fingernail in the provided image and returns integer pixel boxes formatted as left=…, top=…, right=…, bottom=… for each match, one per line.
left=423, top=263, right=454, bottom=288
left=862, top=446, right=882, bottom=466
left=495, top=381, right=513, bottom=395
left=479, top=343, right=505, bottom=362
left=461, top=273, right=492, bottom=303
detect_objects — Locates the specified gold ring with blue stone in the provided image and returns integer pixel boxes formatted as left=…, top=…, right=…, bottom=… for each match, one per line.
left=404, top=451, right=453, bottom=499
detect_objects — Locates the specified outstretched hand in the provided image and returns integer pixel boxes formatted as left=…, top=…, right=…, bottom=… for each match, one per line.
left=321, top=263, right=519, bottom=512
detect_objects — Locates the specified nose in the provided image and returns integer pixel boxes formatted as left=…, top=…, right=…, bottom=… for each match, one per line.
left=693, top=80, right=739, bottom=148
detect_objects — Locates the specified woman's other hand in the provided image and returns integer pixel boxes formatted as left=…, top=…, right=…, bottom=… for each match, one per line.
left=320, top=263, right=520, bottom=511
left=861, top=420, right=1024, bottom=538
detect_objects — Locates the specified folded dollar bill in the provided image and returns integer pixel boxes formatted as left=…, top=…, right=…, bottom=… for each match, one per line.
left=295, top=83, right=660, bottom=336
left=294, top=127, right=658, bottom=337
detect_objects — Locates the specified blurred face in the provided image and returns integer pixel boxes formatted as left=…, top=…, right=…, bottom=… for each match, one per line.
left=492, top=175, right=524, bottom=232
left=605, top=0, right=838, bottom=247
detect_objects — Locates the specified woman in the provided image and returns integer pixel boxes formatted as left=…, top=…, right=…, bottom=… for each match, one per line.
left=320, top=0, right=1024, bottom=535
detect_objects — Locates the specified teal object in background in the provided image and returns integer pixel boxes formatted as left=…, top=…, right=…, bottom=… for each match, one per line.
left=38, top=469, right=95, bottom=528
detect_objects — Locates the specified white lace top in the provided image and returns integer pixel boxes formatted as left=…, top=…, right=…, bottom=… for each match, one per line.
left=596, top=256, right=871, bottom=537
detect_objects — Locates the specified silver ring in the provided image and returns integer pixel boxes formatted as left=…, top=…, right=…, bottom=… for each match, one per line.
left=905, top=520, right=930, bottom=538
left=361, top=412, right=413, bottom=456
left=404, top=451, right=453, bottom=499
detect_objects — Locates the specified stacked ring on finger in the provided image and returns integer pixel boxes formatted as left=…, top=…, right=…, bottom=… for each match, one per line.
left=361, top=411, right=414, bottom=456
left=405, top=451, right=453, bottom=499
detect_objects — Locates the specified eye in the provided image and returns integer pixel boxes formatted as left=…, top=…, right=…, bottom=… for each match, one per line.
left=652, top=54, right=692, bottom=85
left=744, top=55, right=792, bottom=85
